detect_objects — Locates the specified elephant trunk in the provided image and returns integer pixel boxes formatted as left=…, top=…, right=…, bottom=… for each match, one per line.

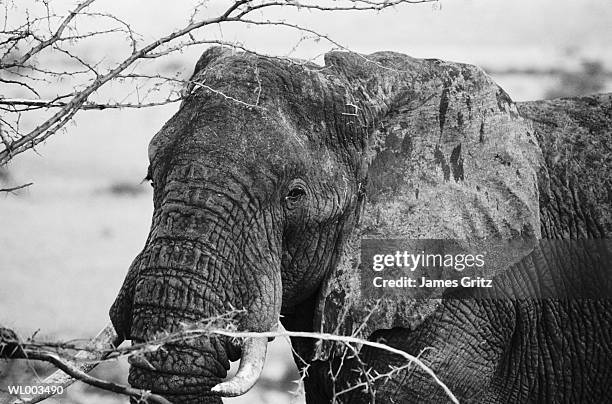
left=128, top=330, right=228, bottom=403
left=121, top=237, right=280, bottom=403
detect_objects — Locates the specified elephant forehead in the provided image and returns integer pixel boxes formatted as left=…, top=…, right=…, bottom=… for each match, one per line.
left=183, top=51, right=373, bottom=149
left=149, top=94, right=355, bottom=191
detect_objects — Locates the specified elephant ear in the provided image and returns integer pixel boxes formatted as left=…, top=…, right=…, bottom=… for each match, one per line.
left=311, top=52, right=543, bottom=361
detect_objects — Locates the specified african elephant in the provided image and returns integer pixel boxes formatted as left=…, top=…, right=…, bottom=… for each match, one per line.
left=105, top=47, right=612, bottom=403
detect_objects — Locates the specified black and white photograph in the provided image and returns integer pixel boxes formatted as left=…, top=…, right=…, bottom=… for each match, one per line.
left=1, top=1, right=611, bottom=403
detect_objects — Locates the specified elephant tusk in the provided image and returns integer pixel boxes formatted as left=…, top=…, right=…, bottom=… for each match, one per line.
left=12, top=322, right=122, bottom=404
left=211, top=336, right=267, bottom=397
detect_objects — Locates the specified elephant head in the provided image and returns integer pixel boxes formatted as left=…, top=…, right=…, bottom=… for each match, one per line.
left=109, top=47, right=544, bottom=402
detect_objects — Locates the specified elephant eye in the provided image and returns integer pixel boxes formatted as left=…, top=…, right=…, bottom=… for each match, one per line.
left=286, top=186, right=306, bottom=203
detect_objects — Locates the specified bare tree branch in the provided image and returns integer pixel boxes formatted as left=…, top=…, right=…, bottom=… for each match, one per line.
left=0, top=182, right=32, bottom=193
left=7, top=350, right=171, bottom=404
left=0, top=0, right=437, bottom=166
left=1, top=0, right=97, bottom=69
left=0, top=98, right=181, bottom=111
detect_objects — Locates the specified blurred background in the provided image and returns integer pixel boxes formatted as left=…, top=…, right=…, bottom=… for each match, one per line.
left=1, top=0, right=611, bottom=402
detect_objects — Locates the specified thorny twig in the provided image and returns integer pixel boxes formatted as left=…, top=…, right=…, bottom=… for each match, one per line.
left=1, top=309, right=458, bottom=404
left=207, top=328, right=458, bottom=403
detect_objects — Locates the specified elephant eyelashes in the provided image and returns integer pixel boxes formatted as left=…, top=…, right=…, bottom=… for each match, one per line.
left=285, top=186, right=306, bottom=207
